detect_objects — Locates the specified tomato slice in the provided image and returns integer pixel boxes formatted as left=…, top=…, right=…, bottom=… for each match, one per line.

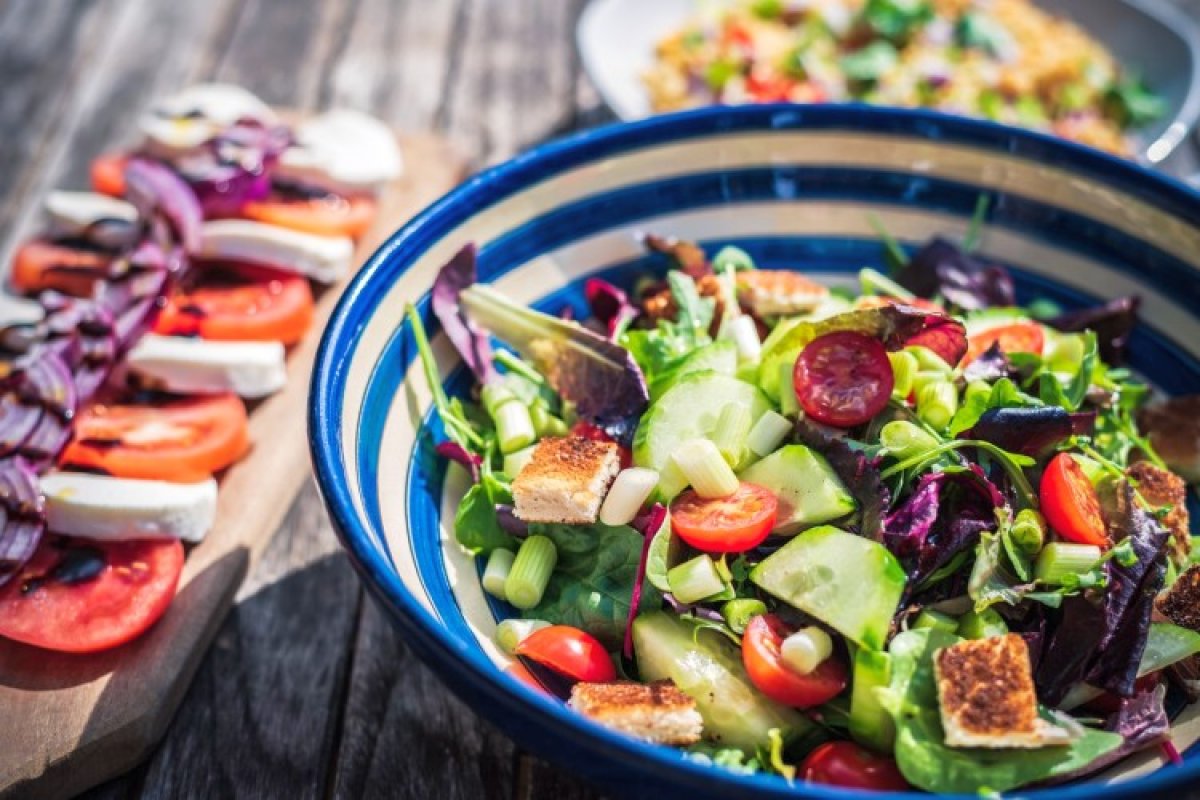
left=90, top=153, right=130, bottom=197
left=799, top=741, right=911, bottom=791
left=570, top=421, right=632, bottom=469
left=514, top=625, right=616, bottom=683
left=670, top=483, right=778, bottom=553
left=11, top=240, right=111, bottom=297
left=1040, top=452, right=1109, bottom=547
left=154, top=264, right=314, bottom=344
left=240, top=193, right=377, bottom=238
left=0, top=535, right=184, bottom=653
left=61, top=393, right=249, bottom=482
left=742, top=614, right=847, bottom=708
left=962, top=321, right=1045, bottom=366
left=793, top=330, right=894, bottom=428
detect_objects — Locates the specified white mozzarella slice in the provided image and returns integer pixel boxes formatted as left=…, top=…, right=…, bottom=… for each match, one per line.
left=275, top=109, right=402, bottom=195
left=41, top=472, right=218, bottom=543
left=139, top=83, right=277, bottom=155
left=44, top=191, right=138, bottom=237
left=199, top=219, right=352, bottom=283
left=123, top=334, right=287, bottom=398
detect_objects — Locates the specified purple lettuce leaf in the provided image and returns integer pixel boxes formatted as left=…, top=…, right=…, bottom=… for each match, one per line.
left=1042, top=683, right=1169, bottom=785
left=1036, top=593, right=1108, bottom=704
left=896, top=237, right=1015, bottom=311
left=883, top=473, right=943, bottom=559
left=584, top=278, right=637, bottom=340
left=794, top=416, right=890, bottom=541
left=968, top=406, right=1079, bottom=457
left=1047, top=296, right=1140, bottom=365
left=962, top=342, right=1012, bottom=383
left=431, top=245, right=498, bottom=385
left=434, top=440, right=482, bottom=483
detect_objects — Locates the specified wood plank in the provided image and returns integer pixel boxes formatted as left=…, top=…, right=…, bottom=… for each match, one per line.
left=0, top=132, right=467, bottom=800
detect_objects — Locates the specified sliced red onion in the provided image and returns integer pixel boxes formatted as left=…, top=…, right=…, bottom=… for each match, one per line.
left=0, top=393, right=41, bottom=459
left=177, top=121, right=289, bottom=218
left=0, top=457, right=46, bottom=587
left=623, top=502, right=667, bottom=659
left=124, top=158, right=203, bottom=253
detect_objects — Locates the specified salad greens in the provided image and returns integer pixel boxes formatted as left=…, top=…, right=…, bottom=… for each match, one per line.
left=409, top=224, right=1198, bottom=794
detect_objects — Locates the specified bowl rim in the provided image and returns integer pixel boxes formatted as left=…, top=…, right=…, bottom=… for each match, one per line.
left=309, top=103, right=1200, bottom=799
left=574, top=0, right=1200, bottom=165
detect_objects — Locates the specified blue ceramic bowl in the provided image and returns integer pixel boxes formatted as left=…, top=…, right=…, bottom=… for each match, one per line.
left=309, top=105, right=1200, bottom=799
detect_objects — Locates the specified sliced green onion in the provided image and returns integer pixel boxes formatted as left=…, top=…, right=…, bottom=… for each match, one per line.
left=496, top=618, right=550, bottom=654
left=747, top=409, right=792, bottom=457
left=911, top=369, right=949, bottom=399
left=668, top=554, right=726, bottom=604
left=711, top=402, right=754, bottom=469
left=481, top=383, right=536, bottom=454
left=482, top=548, right=516, bottom=601
left=599, top=467, right=660, bottom=526
left=860, top=267, right=916, bottom=301
left=957, top=608, right=1008, bottom=640
left=727, top=315, right=762, bottom=363
left=495, top=349, right=545, bottom=385
left=713, top=245, right=756, bottom=272
left=405, top=304, right=483, bottom=449
left=505, top=535, right=557, bottom=609
left=672, top=438, right=740, bottom=499
left=1035, top=542, right=1102, bottom=585
left=906, top=345, right=953, bottom=374
left=880, top=420, right=940, bottom=461
left=780, top=626, right=834, bottom=674
left=917, top=380, right=959, bottom=432
left=888, top=351, right=918, bottom=399
left=722, top=598, right=768, bottom=634
left=529, top=404, right=568, bottom=438
left=778, top=362, right=800, bottom=417
left=1010, top=508, right=1046, bottom=554
left=914, top=608, right=959, bottom=633
left=656, top=457, right=690, bottom=502
left=503, top=444, right=537, bottom=478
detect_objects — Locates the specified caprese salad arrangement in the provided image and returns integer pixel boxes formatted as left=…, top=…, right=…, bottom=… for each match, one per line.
left=410, top=219, right=1200, bottom=793
left=0, top=84, right=400, bottom=654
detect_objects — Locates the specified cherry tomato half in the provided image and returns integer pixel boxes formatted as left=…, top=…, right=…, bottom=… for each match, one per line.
left=61, top=393, right=249, bottom=482
left=742, top=614, right=847, bottom=708
left=240, top=193, right=377, bottom=238
left=799, top=741, right=911, bottom=791
left=1040, top=452, right=1109, bottom=547
left=154, top=264, right=314, bottom=344
left=11, top=240, right=111, bottom=297
left=514, top=625, right=616, bottom=683
left=670, top=483, right=778, bottom=553
left=0, top=535, right=184, bottom=653
left=962, top=321, right=1045, bottom=367
left=570, top=422, right=631, bottom=469
left=793, top=330, right=894, bottom=428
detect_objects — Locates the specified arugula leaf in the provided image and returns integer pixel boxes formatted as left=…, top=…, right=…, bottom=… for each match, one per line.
left=948, top=377, right=1038, bottom=436
left=1064, top=331, right=1098, bottom=410
left=525, top=522, right=662, bottom=649
left=666, top=271, right=715, bottom=345
left=880, top=439, right=1036, bottom=508
left=878, top=628, right=1124, bottom=794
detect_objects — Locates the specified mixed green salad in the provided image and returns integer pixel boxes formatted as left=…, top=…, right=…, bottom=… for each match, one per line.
left=407, top=209, right=1200, bottom=794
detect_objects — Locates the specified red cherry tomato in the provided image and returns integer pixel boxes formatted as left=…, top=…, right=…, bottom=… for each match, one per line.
left=799, top=741, right=911, bottom=791
left=90, top=153, right=129, bottom=197
left=514, top=625, right=616, bottom=683
left=741, top=614, right=847, bottom=708
left=670, top=483, right=778, bottom=553
left=1040, top=452, right=1109, bottom=547
left=61, top=393, right=249, bottom=482
left=0, top=536, right=184, bottom=653
left=154, top=264, right=314, bottom=344
left=570, top=422, right=631, bottom=469
left=962, top=321, right=1045, bottom=366
left=793, top=331, right=894, bottom=428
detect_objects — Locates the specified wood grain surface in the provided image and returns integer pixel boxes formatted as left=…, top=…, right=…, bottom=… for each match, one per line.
left=0, top=1, right=1198, bottom=799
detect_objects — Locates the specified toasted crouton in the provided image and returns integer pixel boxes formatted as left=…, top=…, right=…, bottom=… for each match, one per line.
left=568, top=680, right=703, bottom=745
left=1158, top=564, right=1200, bottom=632
left=1138, top=396, right=1200, bottom=484
left=935, top=634, right=1074, bottom=749
left=736, top=270, right=829, bottom=317
left=1129, top=461, right=1192, bottom=566
left=511, top=436, right=621, bottom=524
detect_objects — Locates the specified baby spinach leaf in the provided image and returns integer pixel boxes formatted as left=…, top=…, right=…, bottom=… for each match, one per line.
left=453, top=470, right=514, bottom=555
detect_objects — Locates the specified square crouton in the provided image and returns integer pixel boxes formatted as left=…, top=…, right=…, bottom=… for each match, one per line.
left=568, top=681, right=703, bottom=746
left=1128, top=461, right=1191, bottom=567
left=736, top=270, right=829, bottom=317
left=1158, top=563, right=1200, bottom=632
left=511, top=436, right=621, bottom=524
left=934, top=634, right=1074, bottom=749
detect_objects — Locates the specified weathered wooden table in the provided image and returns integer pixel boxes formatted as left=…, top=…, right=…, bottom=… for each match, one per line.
left=2, top=1, right=1199, bottom=798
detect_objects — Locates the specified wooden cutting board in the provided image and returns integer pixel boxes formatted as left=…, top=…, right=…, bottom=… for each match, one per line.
left=0, top=133, right=467, bottom=800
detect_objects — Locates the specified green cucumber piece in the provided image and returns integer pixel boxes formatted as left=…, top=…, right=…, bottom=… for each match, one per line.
left=633, top=611, right=810, bottom=753
left=849, top=648, right=896, bottom=752
left=649, top=340, right=737, bottom=400
left=738, top=445, right=855, bottom=535
left=750, top=526, right=905, bottom=650
left=633, top=371, right=770, bottom=475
